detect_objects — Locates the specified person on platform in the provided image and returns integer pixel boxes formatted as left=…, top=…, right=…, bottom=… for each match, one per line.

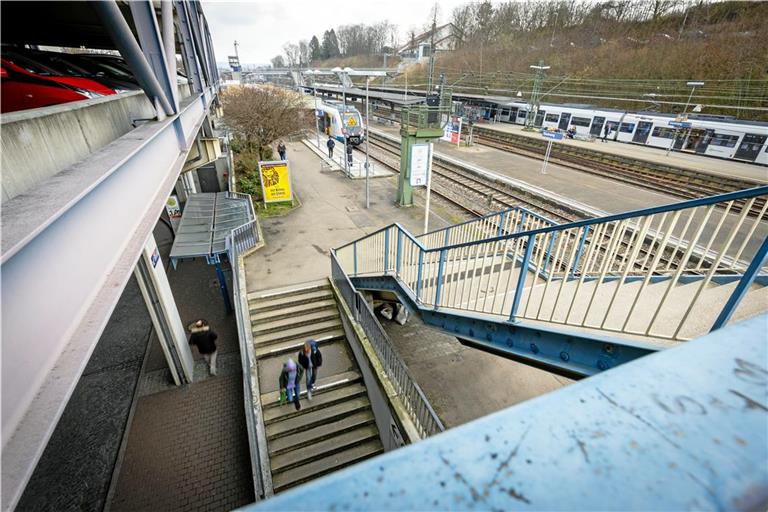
left=602, top=123, right=610, bottom=142
left=188, top=319, right=218, bottom=376
left=346, top=139, right=354, bottom=165
left=298, top=341, right=323, bottom=400
left=566, top=126, right=576, bottom=139
left=277, top=140, right=287, bottom=160
left=279, top=358, right=303, bottom=410
left=327, top=136, right=336, bottom=158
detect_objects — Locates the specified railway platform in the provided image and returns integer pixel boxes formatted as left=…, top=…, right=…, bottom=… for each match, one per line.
left=480, top=121, right=767, bottom=183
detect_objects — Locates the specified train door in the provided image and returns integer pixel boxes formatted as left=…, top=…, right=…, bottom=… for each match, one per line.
left=534, top=110, right=546, bottom=127
left=683, top=128, right=707, bottom=151
left=673, top=129, right=688, bottom=150
left=590, top=116, right=605, bottom=137
left=632, top=121, right=653, bottom=143
left=695, top=129, right=715, bottom=154
left=558, top=113, right=571, bottom=131
left=734, top=133, right=768, bottom=162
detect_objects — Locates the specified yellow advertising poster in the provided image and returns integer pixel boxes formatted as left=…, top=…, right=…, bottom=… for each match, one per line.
left=258, top=161, right=293, bottom=203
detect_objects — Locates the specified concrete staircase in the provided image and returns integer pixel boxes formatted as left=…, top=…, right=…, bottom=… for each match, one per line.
left=247, top=279, right=384, bottom=493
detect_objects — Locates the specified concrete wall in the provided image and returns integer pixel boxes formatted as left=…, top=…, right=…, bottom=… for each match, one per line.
left=1, top=91, right=155, bottom=202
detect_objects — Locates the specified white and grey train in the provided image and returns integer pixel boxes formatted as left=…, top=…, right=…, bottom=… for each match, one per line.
left=315, top=100, right=366, bottom=146
left=462, top=99, right=768, bottom=165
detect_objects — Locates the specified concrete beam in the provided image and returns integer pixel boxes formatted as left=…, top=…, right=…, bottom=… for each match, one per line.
left=246, top=314, right=768, bottom=511
left=0, top=87, right=215, bottom=512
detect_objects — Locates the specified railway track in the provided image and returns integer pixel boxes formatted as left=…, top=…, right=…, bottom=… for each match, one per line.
left=363, top=131, right=696, bottom=272
left=368, top=106, right=765, bottom=218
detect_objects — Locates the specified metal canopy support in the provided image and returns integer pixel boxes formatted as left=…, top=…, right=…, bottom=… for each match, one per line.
left=0, top=86, right=216, bottom=512
left=185, top=1, right=212, bottom=86
left=160, top=0, right=179, bottom=109
left=135, top=235, right=195, bottom=385
left=91, top=0, right=174, bottom=117
left=175, top=0, right=204, bottom=93
left=130, top=0, right=179, bottom=114
left=244, top=314, right=768, bottom=512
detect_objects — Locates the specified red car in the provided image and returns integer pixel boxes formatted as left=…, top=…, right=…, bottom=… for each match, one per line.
left=1, top=52, right=116, bottom=113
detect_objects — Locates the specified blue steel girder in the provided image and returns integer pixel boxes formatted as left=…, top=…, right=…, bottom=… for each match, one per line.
left=351, top=275, right=657, bottom=378
left=0, top=87, right=217, bottom=512
left=246, top=314, right=768, bottom=511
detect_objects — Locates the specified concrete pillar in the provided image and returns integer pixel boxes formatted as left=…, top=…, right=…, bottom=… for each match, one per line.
left=134, top=234, right=195, bottom=385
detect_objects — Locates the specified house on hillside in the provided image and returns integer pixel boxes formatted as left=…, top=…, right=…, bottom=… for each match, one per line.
left=397, top=23, right=456, bottom=62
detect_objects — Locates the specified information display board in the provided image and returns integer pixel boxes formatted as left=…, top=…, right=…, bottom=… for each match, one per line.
left=410, top=144, right=431, bottom=187
left=258, top=160, right=293, bottom=203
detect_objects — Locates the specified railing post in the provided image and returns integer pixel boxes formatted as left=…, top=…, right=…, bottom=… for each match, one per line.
left=518, top=211, right=528, bottom=233
left=396, top=230, right=403, bottom=276
left=509, top=235, right=535, bottom=322
left=353, top=241, right=358, bottom=275
left=434, top=249, right=447, bottom=308
left=541, top=232, right=558, bottom=276
left=497, top=211, right=508, bottom=236
left=443, top=227, right=451, bottom=246
left=415, top=250, right=424, bottom=302
left=570, top=226, right=590, bottom=278
left=384, top=228, right=390, bottom=274
left=711, top=235, right=768, bottom=331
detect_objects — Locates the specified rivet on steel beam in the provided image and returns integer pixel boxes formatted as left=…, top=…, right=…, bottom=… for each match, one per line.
left=598, top=360, right=609, bottom=371
left=603, top=343, right=615, bottom=355
left=530, top=343, right=539, bottom=354
left=560, top=351, right=570, bottom=362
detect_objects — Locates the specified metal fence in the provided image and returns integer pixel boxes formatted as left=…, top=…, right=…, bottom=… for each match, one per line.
left=336, top=186, right=768, bottom=341
left=331, top=251, right=445, bottom=439
left=226, top=205, right=265, bottom=499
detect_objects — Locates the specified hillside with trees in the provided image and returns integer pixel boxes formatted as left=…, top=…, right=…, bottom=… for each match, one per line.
left=271, top=0, right=768, bottom=120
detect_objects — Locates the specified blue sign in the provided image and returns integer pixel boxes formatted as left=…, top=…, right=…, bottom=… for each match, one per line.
left=542, top=130, right=564, bottom=141
left=669, top=121, right=692, bottom=128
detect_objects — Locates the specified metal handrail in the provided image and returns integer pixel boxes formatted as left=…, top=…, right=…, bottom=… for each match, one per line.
left=331, top=251, right=445, bottom=438
left=225, top=202, right=265, bottom=499
left=336, top=187, right=768, bottom=341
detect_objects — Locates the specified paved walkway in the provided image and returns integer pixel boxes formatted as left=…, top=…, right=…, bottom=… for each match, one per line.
left=108, top=228, right=254, bottom=510
left=244, top=141, right=463, bottom=290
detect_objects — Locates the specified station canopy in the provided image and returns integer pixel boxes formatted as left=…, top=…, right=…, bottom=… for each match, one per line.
left=170, top=192, right=254, bottom=267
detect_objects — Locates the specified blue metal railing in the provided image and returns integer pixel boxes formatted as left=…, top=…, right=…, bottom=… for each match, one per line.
left=331, top=252, right=444, bottom=438
left=336, top=186, right=768, bottom=341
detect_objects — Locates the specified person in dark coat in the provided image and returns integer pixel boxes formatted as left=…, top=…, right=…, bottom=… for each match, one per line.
left=602, top=123, right=610, bottom=142
left=346, top=139, right=354, bottom=165
left=298, top=340, right=323, bottom=400
left=188, top=319, right=218, bottom=376
left=277, top=140, right=287, bottom=160
left=326, top=136, right=336, bottom=158
left=279, top=358, right=303, bottom=410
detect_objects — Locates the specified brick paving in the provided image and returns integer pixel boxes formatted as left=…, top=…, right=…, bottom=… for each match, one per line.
left=109, top=374, right=253, bottom=511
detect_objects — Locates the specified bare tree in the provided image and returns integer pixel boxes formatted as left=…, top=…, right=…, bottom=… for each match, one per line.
left=221, top=86, right=308, bottom=159
left=282, top=43, right=300, bottom=68
left=270, top=55, right=285, bottom=68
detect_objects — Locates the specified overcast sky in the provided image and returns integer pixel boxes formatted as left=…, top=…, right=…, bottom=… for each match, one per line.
left=203, top=0, right=470, bottom=66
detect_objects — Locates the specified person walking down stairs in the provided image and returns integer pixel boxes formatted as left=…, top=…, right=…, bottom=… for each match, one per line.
left=279, top=358, right=303, bottom=411
left=298, top=341, right=323, bottom=400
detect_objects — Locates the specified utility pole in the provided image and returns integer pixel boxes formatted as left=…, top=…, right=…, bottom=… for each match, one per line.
left=365, top=77, right=371, bottom=209
left=427, top=8, right=438, bottom=92
left=526, top=61, right=550, bottom=130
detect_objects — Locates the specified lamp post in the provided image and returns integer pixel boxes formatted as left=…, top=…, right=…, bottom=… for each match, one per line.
left=365, top=77, right=371, bottom=209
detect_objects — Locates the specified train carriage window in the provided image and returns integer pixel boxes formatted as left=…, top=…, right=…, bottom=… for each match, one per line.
left=652, top=127, right=675, bottom=139
left=709, top=134, right=739, bottom=148
left=545, top=113, right=559, bottom=123
left=571, top=117, right=592, bottom=127
left=619, top=123, right=636, bottom=133
left=517, top=111, right=527, bottom=119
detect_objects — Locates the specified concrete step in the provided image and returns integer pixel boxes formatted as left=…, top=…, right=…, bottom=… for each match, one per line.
left=257, top=343, right=358, bottom=395
left=252, top=319, right=342, bottom=346
left=261, top=370, right=362, bottom=409
left=268, top=409, right=376, bottom=457
left=270, top=424, right=380, bottom=474
left=252, top=308, right=340, bottom=335
left=254, top=330, right=344, bottom=359
left=263, top=382, right=368, bottom=425
left=251, top=298, right=337, bottom=323
left=248, top=281, right=331, bottom=311
left=271, top=438, right=383, bottom=493
left=265, top=396, right=371, bottom=441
